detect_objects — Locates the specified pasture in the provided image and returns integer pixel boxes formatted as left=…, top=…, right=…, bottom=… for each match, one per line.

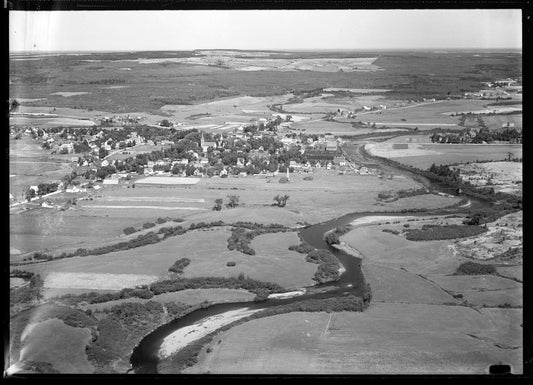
left=186, top=305, right=522, bottom=374
left=16, top=318, right=94, bottom=373
left=9, top=208, right=150, bottom=256
left=340, top=216, right=522, bottom=308
left=20, top=227, right=315, bottom=292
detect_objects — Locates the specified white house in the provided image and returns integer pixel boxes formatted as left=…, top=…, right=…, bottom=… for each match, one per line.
left=103, top=179, right=119, bottom=185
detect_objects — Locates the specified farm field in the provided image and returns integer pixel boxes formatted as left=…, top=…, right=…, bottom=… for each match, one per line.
left=9, top=208, right=154, bottom=256
left=365, top=143, right=522, bottom=168
left=185, top=305, right=522, bottom=374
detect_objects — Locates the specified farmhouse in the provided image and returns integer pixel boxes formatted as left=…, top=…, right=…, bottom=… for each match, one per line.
left=333, top=156, right=347, bottom=166
left=103, top=179, right=119, bottom=185
left=59, top=143, right=74, bottom=154
left=326, top=141, right=338, bottom=152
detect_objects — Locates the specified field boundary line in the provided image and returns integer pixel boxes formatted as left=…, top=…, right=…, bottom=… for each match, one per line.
left=322, top=313, right=334, bottom=337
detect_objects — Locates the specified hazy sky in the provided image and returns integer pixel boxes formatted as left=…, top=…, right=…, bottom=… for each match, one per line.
left=10, top=9, right=522, bottom=52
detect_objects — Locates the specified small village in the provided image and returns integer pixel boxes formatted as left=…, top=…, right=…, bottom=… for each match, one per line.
left=9, top=114, right=380, bottom=207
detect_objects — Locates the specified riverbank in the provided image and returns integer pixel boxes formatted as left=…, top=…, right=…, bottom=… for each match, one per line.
left=159, top=307, right=262, bottom=359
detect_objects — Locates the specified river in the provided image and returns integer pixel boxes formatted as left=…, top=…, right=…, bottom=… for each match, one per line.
left=130, top=141, right=492, bottom=373
left=130, top=195, right=486, bottom=373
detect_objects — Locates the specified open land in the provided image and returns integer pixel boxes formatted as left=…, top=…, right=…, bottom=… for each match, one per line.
left=186, top=305, right=521, bottom=374
left=188, top=211, right=522, bottom=374
left=9, top=49, right=522, bottom=374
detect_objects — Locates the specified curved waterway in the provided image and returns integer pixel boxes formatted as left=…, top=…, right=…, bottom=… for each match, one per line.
left=129, top=195, right=487, bottom=373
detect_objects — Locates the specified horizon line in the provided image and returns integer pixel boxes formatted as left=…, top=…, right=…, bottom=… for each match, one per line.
left=9, top=47, right=523, bottom=54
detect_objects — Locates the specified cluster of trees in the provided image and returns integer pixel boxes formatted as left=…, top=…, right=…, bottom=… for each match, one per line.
left=227, top=223, right=290, bottom=255
left=324, top=226, right=352, bottom=246
left=382, top=228, right=400, bottom=235
left=428, top=163, right=461, bottom=181
left=10, top=269, right=35, bottom=279
left=273, top=194, right=290, bottom=207
left=404, top=224, right=488, bottom=241
left=149, top=274, right=285, bottom=296
left=73, top=140, right=91, bottom=153
left=10, top=274, right=44, bottom=305
left=455, top=261, right=496, bottom=275
left=86, top=301, right=166, bottom=371
left=168, top=258, right=191, bottom=274
left=430, top=127, right=521, bottom=144
left=288, top=243, right=315, bottom=254
left=213, top=195, right=240, bottom=211
left=25, top=182, right=59, bottom=200
left=305, top=250, right=341, bottom=284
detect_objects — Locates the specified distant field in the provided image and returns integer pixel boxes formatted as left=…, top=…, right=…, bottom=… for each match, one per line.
left=357, top=100, right=492, bottom=129
left=10, top=51, right=521, bottom=114
left=367, top=143, right=522, bottom=168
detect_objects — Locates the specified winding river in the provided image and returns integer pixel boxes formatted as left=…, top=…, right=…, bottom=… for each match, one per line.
left=130, top=143, right=493, bottom=373
left=130, top=194, right=487, bottom=373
